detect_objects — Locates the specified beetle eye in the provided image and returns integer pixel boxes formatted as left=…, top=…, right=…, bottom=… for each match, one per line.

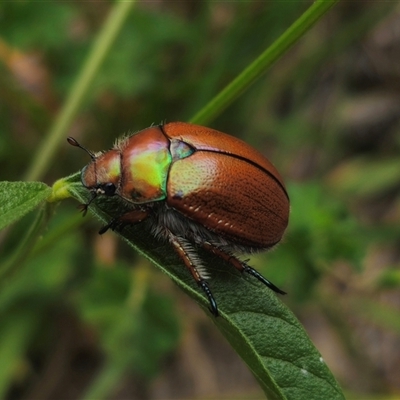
left=102, top=183, right=116, bottom=196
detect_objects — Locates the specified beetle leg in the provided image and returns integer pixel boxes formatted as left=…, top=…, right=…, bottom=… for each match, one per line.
left=241, top=263, right=286, bottom=295
left=168, top=234, right=219, bottom=317
left=99, top=209, right=149, bottom=235
left=198, top=280, right=218, bottom=317
left=202, top=242, right=286, bottom=295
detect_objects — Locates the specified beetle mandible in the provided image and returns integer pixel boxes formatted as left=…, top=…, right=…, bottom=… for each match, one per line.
left=68, top=122, right=290, bottom=316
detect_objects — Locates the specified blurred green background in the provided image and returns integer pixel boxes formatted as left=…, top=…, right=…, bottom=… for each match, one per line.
left=1, top=1, right=400, bottom=399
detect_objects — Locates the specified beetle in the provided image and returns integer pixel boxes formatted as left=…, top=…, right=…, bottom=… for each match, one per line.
left=68, top=122, right=289, bottom=316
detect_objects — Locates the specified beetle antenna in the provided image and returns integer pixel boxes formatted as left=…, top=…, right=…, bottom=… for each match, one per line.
left=67, top=137, right=95, bottom=160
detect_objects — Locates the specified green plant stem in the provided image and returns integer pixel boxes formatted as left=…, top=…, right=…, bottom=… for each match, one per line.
left=24, top=0, right=135, bottom=182
left=190, top=0, right=339, bottom=126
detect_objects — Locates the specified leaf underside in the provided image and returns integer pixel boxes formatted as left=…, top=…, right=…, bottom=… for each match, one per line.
left=65, top=172, right=344, bottom=400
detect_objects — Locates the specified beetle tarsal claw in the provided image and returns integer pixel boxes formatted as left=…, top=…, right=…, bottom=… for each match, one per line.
left=78, top=203, right=89, bottom=216
left=98, top=224, right=110, bottom=235
left=78, top=192, right=98, bottom=217
left=242, top=264, right=286, bottom=295
left=98, top=217, right=123, bottom=235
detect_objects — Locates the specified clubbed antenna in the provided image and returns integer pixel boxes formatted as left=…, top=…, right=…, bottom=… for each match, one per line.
left=67, top=137, right=95, bottom=160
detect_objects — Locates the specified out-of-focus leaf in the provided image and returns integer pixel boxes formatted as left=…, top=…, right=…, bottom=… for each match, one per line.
left=0, top=230, right=79, bottom=397
left=94, top=10, right=189, bottom=97
left=78, top=263, right=180, bottom=400
left=0, top=232, right=78, bottom=313
left=0, top=311, right=40, bottom=399
left=327, top=157, right=400, bottom=198
left=0, top=2, right=75, bottom=49
left=376, top=269, right=400, bottom=290
left=77, top=264, right=179, bottom=378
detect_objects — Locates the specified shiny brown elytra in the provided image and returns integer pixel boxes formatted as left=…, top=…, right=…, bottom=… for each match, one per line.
left=68, top=122, right=290, bottom=316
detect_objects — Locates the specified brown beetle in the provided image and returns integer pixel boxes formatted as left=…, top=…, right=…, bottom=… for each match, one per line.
left=68, top=122, right=290, bottom=316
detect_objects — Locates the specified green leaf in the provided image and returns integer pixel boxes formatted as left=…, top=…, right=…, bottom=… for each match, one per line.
left=65, top=173, right=344, bottom=400
left=0, top=181, right=51, bottom=231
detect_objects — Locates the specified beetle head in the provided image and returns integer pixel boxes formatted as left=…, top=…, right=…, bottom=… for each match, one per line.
left=68, top=137, right=121, bottom=214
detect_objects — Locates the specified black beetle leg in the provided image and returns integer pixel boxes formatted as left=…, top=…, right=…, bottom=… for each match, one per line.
left=199, top=280, right=218, bottom=317
left=202, top=242, right=286, bottom=295
left=242, top=263, right=286, bottom=295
